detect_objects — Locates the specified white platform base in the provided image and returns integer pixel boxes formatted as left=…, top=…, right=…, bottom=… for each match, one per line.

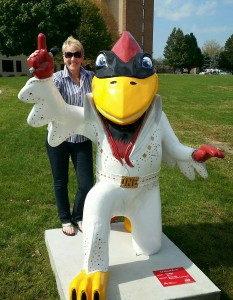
left=45, top=223, right=220, bottom=300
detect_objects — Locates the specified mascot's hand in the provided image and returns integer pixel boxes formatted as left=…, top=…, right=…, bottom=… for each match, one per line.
left=28, top=33, right=54, bottom=79
left=192, top=145, right=224, bottom=162
left=69, top=270, right=109, bottom=300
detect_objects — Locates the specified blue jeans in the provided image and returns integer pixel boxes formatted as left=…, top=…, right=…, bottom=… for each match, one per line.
left=46, top=139, right=94, bottom=224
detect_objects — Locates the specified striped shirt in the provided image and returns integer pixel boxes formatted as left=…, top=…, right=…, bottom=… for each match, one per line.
left=52, top=65, right=94, bottom=143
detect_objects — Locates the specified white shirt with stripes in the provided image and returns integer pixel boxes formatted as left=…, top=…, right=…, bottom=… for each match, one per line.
left=52, top=65, right=94, bottom=143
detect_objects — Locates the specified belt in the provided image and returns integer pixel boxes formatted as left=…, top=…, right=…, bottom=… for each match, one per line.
left=96, top=169, right=160, bottom=189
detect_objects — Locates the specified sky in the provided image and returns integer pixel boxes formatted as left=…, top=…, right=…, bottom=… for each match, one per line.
left=153, top=0, right=233, bottom=58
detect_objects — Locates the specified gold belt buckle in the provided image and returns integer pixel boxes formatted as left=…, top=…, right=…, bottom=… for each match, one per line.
left=120, top=176, right=139, bottom=188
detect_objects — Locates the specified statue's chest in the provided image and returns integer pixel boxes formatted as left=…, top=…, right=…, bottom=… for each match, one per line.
left=95, top=123, right=162, bottom=175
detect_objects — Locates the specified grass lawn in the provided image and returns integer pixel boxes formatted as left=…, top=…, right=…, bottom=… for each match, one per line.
left=0, top=74, right=232, bottom=299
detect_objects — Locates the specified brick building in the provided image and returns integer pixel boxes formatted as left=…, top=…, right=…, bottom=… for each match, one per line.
left=99, top=0, right=154, bottom=54
left=0, top=54, right=30, bottom=77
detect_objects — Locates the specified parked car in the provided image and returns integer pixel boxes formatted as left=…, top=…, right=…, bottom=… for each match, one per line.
left=219, top=71, right=231, bottom=75
left=199, top=69, right=231, bottom=75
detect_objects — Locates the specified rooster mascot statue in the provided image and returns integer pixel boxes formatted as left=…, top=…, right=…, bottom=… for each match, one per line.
left=18, top=32, right=224, bottom=300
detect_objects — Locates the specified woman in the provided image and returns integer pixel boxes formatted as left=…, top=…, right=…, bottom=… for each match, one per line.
left=45, top=36, right=94, bottom=236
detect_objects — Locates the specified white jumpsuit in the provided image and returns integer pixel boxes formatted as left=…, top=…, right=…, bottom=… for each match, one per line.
left=18, top=77, right=208, bottom=274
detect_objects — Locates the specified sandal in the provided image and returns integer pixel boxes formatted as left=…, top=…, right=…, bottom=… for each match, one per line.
left=62, top=223, right=75, bottom=236
left=72, top=221, right=83, bottom=233
left=77, top=221, right=83, bottom=233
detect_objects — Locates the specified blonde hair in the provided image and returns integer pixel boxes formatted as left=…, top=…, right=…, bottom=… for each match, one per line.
left=62, top=36, right=84, bottom=56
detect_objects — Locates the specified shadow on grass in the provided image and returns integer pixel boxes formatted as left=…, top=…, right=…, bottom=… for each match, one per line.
left=163, top=222, right=233, bottom=300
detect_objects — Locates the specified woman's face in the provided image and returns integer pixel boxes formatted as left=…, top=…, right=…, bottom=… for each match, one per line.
left=63, top=44, right=84, bottom=74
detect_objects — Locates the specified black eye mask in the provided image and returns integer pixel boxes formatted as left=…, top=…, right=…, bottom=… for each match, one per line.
left=95, top=51, right=155, bottom=79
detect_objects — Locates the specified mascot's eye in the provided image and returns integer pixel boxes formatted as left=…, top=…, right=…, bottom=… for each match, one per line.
left=96, top=53, right=108, bottom=67
left=141, top=56, right=153, bottom=69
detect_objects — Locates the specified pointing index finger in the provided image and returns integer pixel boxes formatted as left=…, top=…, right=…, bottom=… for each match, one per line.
left=38, top=33, right=47, bottom=51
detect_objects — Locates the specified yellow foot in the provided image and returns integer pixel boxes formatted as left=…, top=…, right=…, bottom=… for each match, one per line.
left=124, top=217, right=132, bottom=233
left=69, top=270, right=109, bottom=300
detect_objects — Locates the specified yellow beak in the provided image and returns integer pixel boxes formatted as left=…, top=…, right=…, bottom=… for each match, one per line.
left=92, top=74, right=158, bottom=125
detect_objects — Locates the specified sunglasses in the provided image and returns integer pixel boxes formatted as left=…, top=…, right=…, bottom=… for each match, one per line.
left=64, top=51, right=82, bottom=58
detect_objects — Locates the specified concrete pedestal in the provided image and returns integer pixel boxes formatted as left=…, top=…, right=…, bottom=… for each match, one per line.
left=45, top=223, right=220, bottom=300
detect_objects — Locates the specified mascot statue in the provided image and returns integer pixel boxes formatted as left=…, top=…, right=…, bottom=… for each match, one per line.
left=18, top=32, right=224, bottom=300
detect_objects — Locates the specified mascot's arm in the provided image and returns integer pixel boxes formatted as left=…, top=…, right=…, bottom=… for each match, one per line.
left=27, top=33, right=54, bottom=79
left=18, top=33, right=96, bottom=147
left=18, top=75, right=90, bottom=147
left=192, top=145, right=224, bottom=162
left=160, top=112, right=224, bottom=180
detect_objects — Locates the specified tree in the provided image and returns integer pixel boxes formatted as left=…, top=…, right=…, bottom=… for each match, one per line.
left=219, top=34, right=233, bottom=73
left=153, top=57, right=173, bottom=73
left=0, top=0, right=82, bottom=56
left=183, top=33, right=203, bottom=73
left=74, top=0, right=114, bottom=60
left=0, top=0, right=113, bottom=59
left=202, top=40, right=223, bottom=57
left=93, top=0, right=119, bottom=44
left=202, top=53, right=211, bottom=70
left=201, top=40, right=223, bottom=70
left=163, top=27, right=186, bottom=72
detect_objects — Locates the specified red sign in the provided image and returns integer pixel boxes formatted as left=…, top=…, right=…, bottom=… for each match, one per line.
left=153, top=267, right=196, bottom=287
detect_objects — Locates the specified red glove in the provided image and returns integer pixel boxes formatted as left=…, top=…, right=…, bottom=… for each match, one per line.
left=28, top=33, right=54, bottom=79
left=192, top=145, right=224, bottom=162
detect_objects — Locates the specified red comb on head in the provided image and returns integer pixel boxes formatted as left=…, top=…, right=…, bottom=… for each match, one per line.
left=111, top=31, right=142, bottom=63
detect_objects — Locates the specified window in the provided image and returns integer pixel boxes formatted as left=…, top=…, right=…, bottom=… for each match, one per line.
left=2, top=60, right=14, bottom=72
left=16, top=61, right=22, bottom=72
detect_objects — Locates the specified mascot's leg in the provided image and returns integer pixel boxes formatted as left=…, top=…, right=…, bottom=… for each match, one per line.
left=128, top=184, right=162, bottom=256
left=70, top=181, right=125, bottom=300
